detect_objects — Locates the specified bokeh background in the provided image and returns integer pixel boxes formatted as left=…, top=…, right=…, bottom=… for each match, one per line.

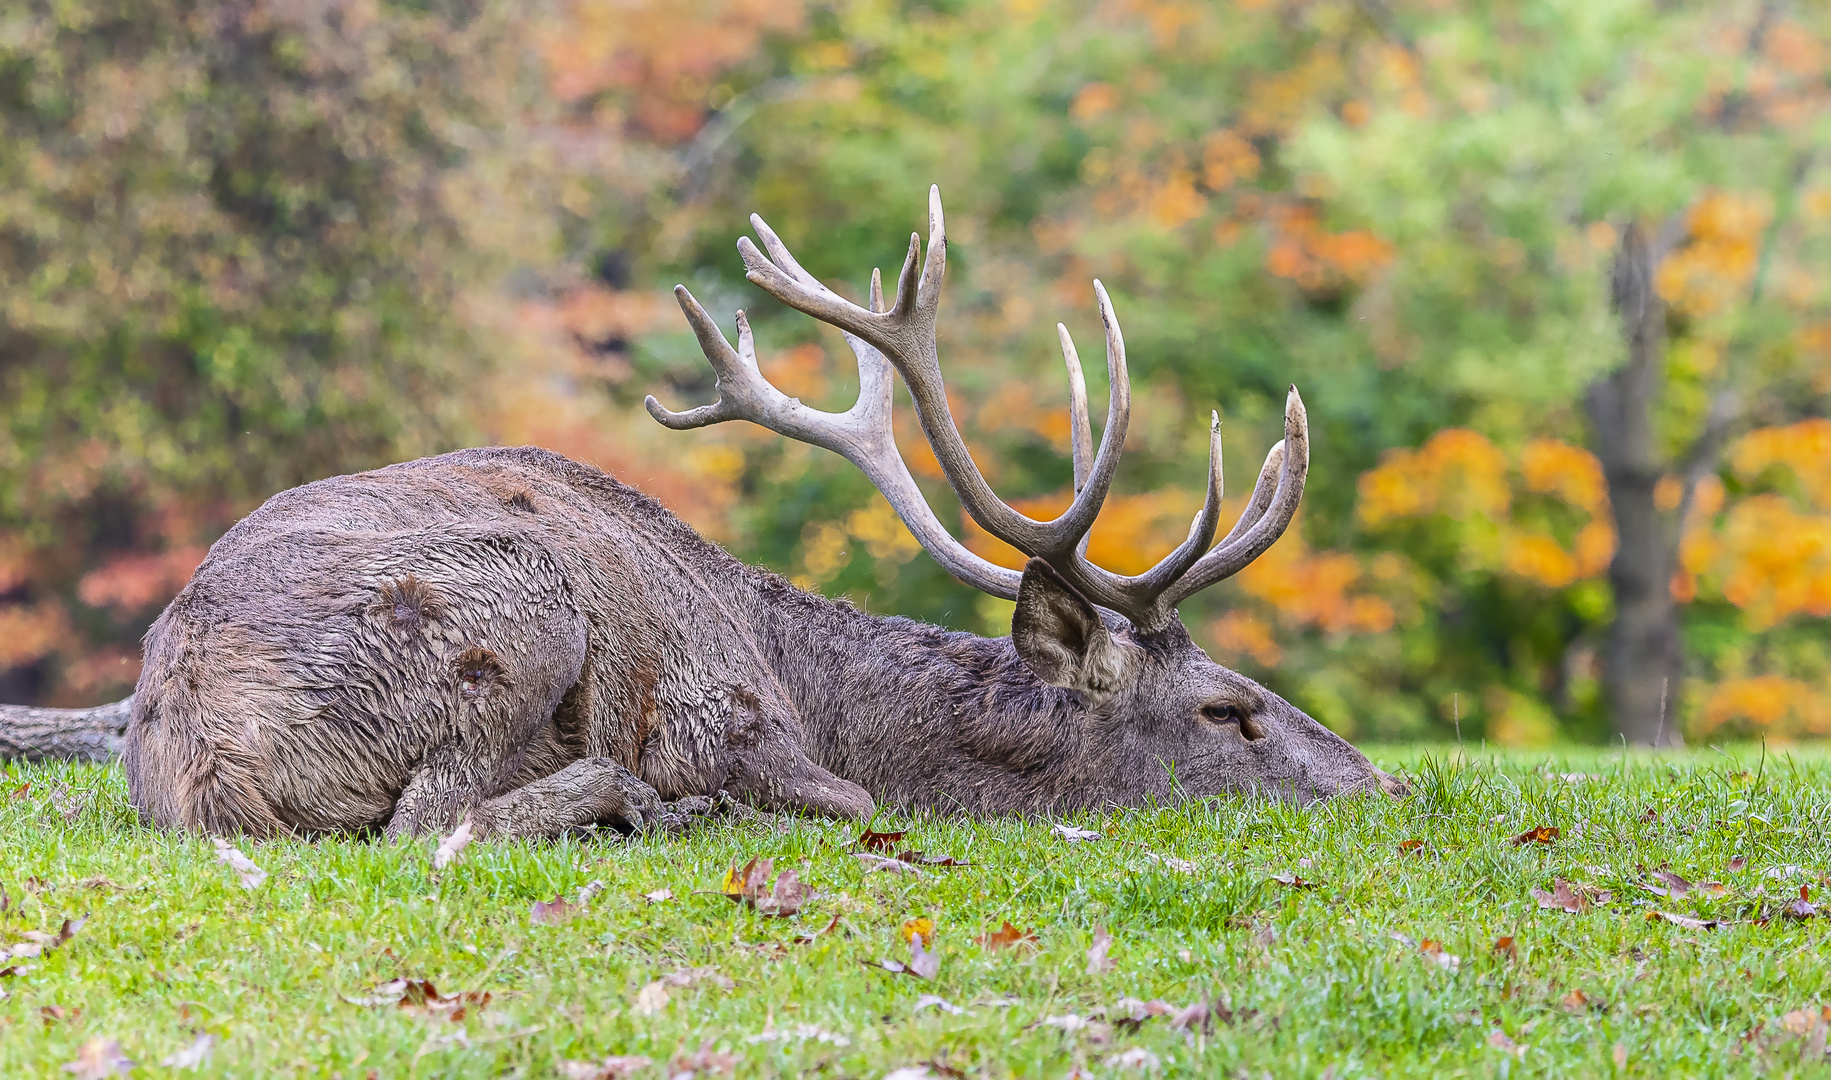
left=3, top=0, right=1828, bottom=747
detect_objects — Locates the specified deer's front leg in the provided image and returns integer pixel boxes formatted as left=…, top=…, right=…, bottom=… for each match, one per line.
left=471, top=757, right=664, bottom=839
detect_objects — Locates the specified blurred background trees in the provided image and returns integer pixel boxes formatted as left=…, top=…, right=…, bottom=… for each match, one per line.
left=4, top=0, right=1829, bottom=748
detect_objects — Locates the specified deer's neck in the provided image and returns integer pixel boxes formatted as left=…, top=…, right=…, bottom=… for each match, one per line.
left=746, top=577, right=1103, bottom=813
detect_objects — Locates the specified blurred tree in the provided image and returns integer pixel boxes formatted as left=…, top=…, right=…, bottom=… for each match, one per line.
left=0, top=0, right=546, bottom=704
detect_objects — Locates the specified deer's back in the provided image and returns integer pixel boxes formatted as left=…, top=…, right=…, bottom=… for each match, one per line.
left=122, top=446, right=744, bottom=832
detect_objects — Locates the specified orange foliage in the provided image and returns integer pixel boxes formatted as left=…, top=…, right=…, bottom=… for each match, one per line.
left=1200, top=130, right=1260, bottom=192
left=0, top=601, right=70, bottom=670
left=1357, top=429, right=1511, bottom=526
left=1236, top=522, right=1395, bottom=636
left=542, top=0, right=806, bottom=141
left=1655, top=191, right=1771, bottom=317
left=961, top=489, right=1199, bottom=577
left=1697, top=675, right=1831, bottom=740
left=1263, top=204, right=1393, bottom=293
left=1689, top=495, right=1831, bottom=629
left=1209, top=610, right=1282, bottom=667
left=1729, top=418, right=1831, bottom=506
left=1520, top=438, right=1607, bottom=514
left=76, top=548, right=207, bottom=616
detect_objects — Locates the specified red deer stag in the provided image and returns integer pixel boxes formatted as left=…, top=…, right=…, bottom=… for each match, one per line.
left=0, top=188, right=1401, bottom=837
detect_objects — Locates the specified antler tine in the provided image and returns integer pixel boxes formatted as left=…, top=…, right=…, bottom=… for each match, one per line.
left=1108, top=411, right=1226, bottom=598
left=650, top=283, right=1021, bottom=600
left=1058, top=324, right=1094, bottom=494
left=1161, top=386, right=1310, bottom=607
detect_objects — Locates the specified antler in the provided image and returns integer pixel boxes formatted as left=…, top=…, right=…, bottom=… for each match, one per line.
left=648, top=186, right=1308, bottom=632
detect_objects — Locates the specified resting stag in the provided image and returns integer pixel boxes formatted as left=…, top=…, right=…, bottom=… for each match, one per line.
left=0, top=187, right=1403, bottom=837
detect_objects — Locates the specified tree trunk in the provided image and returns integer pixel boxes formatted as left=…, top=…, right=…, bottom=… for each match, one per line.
left=0, top=697, right=132, bottom=762
left=1586, top=224, right=1684, bottom=747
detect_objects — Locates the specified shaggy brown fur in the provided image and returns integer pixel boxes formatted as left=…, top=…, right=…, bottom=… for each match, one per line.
left=3, top=446, right=1397, bottom=837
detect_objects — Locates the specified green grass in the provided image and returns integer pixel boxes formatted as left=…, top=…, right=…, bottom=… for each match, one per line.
left=4, top=747, right=1831, bottom=1078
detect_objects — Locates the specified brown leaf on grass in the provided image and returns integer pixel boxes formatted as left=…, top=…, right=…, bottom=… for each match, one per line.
left=160, top=1032, right=216, bottom=1070
left=1051, top=823, right=1102, bottom=843
left=1639, top=807, right=1658, bottom=823
left=1783, top=886, right=1818, bottom=921
left=1140, top=851, right=1200, bottom=874
left=974, top=921, right=1038, bottom=951
left=61, top=1037, right=134, bottom=1078
left=1397, top=839, right=1424, bottom=855
left=644, top=888, right=674, bottom=905
left=24, top=875, right=49, bottom=894
left=855, top=853, right=923, bottom=876
left=1268, top=872, right=1320, bottom=889
left=210, top=837, right=267, bottom=890
left=9, top=782, right=28, bottom=800
left=53, top=915, right=86, bottom=948
left=1491, top=936, right=1518, bottom=959
left=901, top=918, right=934, bottom=948
left=1086, top=925, right=1115, bottom=974
left=669, top=1042, right=737, bottom=1079
left=0, top=963, right=35, bottom=978
left=530, top=895, right=576, bottom=925
left=558, top=1057, right=653, bottom=1080
left=1110, top=997, right=1175, bottom=1030
left=341, top=978, right=490, bottom=1019
left=80, top=877, right=125, bottom=892
left=1531, top=879, right=1589, bottom=913
left=0, top=887, right=8, bottom=914
left=908, top=935, right=940, bottom=979
left=1612, top=1043, right=1628, bottom=1068
left=1509, top=826, right=1560, bottom=846
left=1646, top=910, right=1721, bottom=931
left=432, top=818, right=474, bottom=871
left=1418, top=939, right=1461, bottom=972
left=41, top=1004, right=80, bottom=1024
left=1728, top=855, right=1748, bottom=872
left=718, top=858, right=808, bottom=916
left=895, top=851, right=972, bottom=868
left=1643, top=870, right=1693, bottom=898
left=1488, top=1030, right=1523, bottom=1055
left=855, top=829, right=908, bottom=852
left=794, top=913, right=842, bottom=943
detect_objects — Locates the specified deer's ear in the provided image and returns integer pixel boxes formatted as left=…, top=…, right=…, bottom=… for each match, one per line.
left=1013, top=559, right=1131, bottom=699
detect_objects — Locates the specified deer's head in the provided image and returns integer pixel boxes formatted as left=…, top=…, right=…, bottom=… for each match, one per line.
left=650, top=187, right=1403, bottom=804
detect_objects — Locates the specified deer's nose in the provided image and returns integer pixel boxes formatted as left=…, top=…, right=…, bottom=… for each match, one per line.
left=1376, top=770, right=1411, bottom=798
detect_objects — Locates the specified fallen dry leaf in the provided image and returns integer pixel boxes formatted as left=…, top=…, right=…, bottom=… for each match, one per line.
left=1268, top=872, right=1320, bottom=889
left=1051, top=823, right=1102, bottom=843
left=632, top=980, right=670, bottom=1016
left=668, top=1041, right=737, bottom=1079
left=342, top=978, right=490, bottom=1020
left=895, top=851, right=971, bottom=868
left=211, top=837, right=267, bottom=889
left=558, top=1057, right=653, bottom=1080
left=1530, top=879, right=1588, bottom=914
left=1105, top=1048, right=1160, bottom=1071
left=908, top=935, right=940, bottom=979
left=1419, top=939, right=1461, bottom=972
left=794, top=913, right=842, bottom=943
left=432, top=819, right=474, bottom=871
left=1141, top=851, right=1200, bottom=874
left=915, top=993, right=964, bottom=1015
left=1397, top=839, right=1424, bottom=855
left=855, top=829, right=908, bottom=852
left=62, top=1038, right=134, bottom=1078
left=80, top=877, right=125, bottom=892
left=53, top=916, right=86, bottom=948
left=1644, top=870, right=1693, bottom=898
left=9, top=782, right=27, bottom=800
left=1086, top=925, right=1115, bottom=974
left=643, top=888, right=674, bottom=905
left=721, top=857, right=811, bottom=915
left=530, top=895, right=576, bottom=925
left=161, top=1032, right=215, bottom=1070
left=1488, top=1030, right=1522, bottom=1055
left=0, top=887, right=8, bottom=914
left=744, top=1022, right=851, bottom=1047
left=1612, top=1043, right=1628, bottom=1068
left=855, top=853, right=922, bottom=876
left=1728, top=856, right=1748, bottom=872
left=1646, top=910, right=1721, bottom=930
left=1492, top=936, right=1518, bottom=959
left=901, top=918, right=934, bottom=948
left=974, top=921, right=1038, bottom=951
left=1560, top=989, right=1606, bottom=1013
left=1509, top=826, right=1560, bottom=846
left=1783, top=886, right=1818, bottom=921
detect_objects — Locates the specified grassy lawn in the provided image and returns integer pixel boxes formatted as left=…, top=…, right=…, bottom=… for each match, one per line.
left=4, top=747, right=1831, bottom=1078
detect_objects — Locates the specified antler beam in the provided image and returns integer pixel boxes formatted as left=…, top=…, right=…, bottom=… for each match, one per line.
left=650, top=187, right=1309, bottom=632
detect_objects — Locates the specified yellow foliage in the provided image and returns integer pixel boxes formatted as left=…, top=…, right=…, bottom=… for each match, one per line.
left=1357, top=428, right=1511, bottom=526
left=1698, top=495, right=1831, bottom=629
left=1209, top=610, right=1282, bottom=667
left=1730, top=418, right=1831, bottom=506
left=1484, top=686, right=1560, bottom=747
left=1236, top=525, right=1395, bottom=635
left=798, top=520, right=851, bottom=584
left=1697, top=676, right=1831, bottom=740
left=961, top=488, right=1198, bottom=577
left=846, top=497, right=923, bottom=563
left=1520, top=438, right=1606, bottom=514
left=1655, top=191, right=1771, bottom=317
left=1503, top=533, right=1579, bottom=589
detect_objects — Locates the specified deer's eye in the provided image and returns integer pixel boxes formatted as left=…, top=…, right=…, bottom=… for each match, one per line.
left=1202, top=702, right=1264, bottom=740
left=1201, top=703, right=1242, bottom=725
